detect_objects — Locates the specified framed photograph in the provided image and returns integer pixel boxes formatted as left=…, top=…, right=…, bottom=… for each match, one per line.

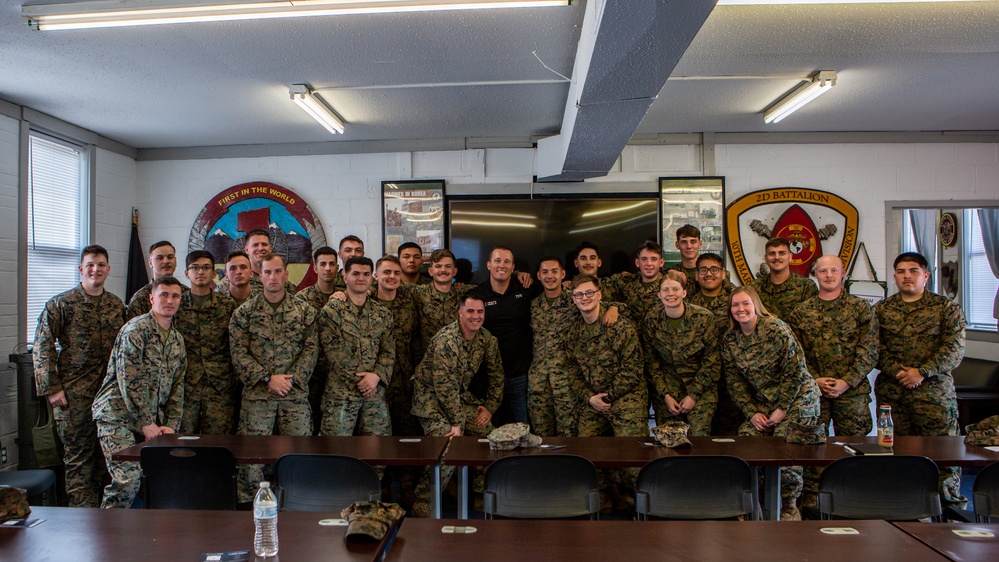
left=382, top=180, right=446, bottom=258
left=660, top=177, right=725, bottom=264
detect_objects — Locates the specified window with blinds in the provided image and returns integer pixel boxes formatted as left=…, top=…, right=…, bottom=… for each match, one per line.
left=27, top=133, right=87, bottom=341
left=963, top=209, right=999, bottom=331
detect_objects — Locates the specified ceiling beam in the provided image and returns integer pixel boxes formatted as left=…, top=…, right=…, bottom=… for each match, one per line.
left=536, top=0, right=716, bottom=181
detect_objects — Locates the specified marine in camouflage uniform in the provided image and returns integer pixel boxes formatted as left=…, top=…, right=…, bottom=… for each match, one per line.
left=412, top=282, right=475, bottom=360
left=125, top=282, right=190, bottom=321
left=172, top=290, right=238, bottom=434
left=230, top=292, right=318, bottom=502
left=296, top=283, right=335, bottom=435
left=641, top=302, right=723, bottom=436
left=601, top=272, right=663, bottom=326
left=528, top=290, right=581, bottom=437
left=665, top=263, right=699, bottom=295
left=318, top=297, right=396, bottom=437
left=411, top=321, right=504, bottom=516
left=786, top=290, right=879, bottom=508
left=875, top=289, right=967, bottom=508
left=687, top=281, right=735, bottom=316
left=33, top=284, right=124, bottom=507
left=376, top=284, right=423, bottom=439
left=749, top=272, right=818, bottom=319
left=720, top=314, right=822, bottom=519
left=215, top=271, right=297, bottom=298
left=92, top=311, right=186, bottom=509
left=689, top=278, right=741, bottom=436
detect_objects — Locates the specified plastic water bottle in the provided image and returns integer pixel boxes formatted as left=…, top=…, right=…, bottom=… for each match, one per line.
left=253, top=481, right=278, bottom=557
left=877, top=405, right=894, bottom=447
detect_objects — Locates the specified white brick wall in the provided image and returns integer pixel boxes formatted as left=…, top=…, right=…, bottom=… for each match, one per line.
left=95, top=148, right=138, bottom=299
left=0, top=114, right=19, bottom=469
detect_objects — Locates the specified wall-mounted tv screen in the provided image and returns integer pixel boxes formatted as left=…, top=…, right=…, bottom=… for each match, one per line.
left=448, top=196, right=660, bottom=283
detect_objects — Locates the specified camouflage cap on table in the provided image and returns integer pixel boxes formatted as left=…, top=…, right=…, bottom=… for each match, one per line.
left=652, top=420, right=692, bottom=448
left=965, top=415, right=999, bottom=447
left=487, top=422, right=543, bottom=450
left=341, top=501, right=406, bottom=541
left=0, top=486, right=30, bottom=522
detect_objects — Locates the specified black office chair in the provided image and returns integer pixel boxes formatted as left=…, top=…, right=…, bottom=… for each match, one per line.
left=140, top=446, right=237, bottom=510
left=973, top=461, right=999, bottom=522
left=482, top=454, right=600, bottom=519
left=0, top=469, right=57, bottom=506
left=274, top=454, right=381, bottom=513
left=635, top=455, right=756, bottom=520
left=817, top=455, right=942, bottom=521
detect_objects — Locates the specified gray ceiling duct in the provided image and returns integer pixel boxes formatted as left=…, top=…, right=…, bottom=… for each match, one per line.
left=537, top=0, right=716, bottom=181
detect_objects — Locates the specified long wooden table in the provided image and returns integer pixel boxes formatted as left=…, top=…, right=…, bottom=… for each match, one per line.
left=385, top=519, right=949, bottom=562
left=112, top=433, right=450, bottom=516
left=894, top=522, right=999, bottom=562
left=778, top=435, right=999, bottom=467
left=443, top=435, right=791, bottom=520
left=0, top=506, right=384, bottom=562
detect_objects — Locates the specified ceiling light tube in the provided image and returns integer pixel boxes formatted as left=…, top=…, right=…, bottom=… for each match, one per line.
left=763, top=70, right=836, bottom=124
left=290, top=84, right=345, bottom=135
left=24, top=0, right=569, bottom=31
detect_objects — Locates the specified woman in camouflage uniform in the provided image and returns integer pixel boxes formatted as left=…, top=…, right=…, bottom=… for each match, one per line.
left=720, top=286, right=822, bottom=521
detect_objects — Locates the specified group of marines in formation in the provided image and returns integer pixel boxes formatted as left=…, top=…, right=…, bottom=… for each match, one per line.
left=33, top=223, right=966, bottom=520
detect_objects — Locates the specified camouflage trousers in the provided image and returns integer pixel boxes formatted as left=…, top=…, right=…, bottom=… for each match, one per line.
left=578, top=402, right=649, bottom=499
left=385, top=375, right=423, bottom=509
left=875, top=375, right=967, bottom=508
left=801, top=392, right=873, bottom=508
left=54, top=390, right=106, bottom=507
left=237, top=398, right=312, bottom=502
left=413, top=406, right=494, bottom=516
left=180, top=381, right=235, bottom=435
left=321, top=393, right=391, bottom=437
left=96, top=423, right=141, bottom=509
left=308, top=365, right=328, bottom=436
left=654, top=399, right=716, bottom=437
left=527, top=366, right=579, bottom=437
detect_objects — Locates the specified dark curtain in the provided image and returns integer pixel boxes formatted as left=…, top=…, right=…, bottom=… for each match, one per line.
left=126, top=221, right=148, bottom=302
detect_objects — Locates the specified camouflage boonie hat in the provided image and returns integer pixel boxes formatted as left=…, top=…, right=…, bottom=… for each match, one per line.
left=652, top=420, right=692, bottom=448
left=784, top=421, right=827, bottom=445
left=487, top=423, right=543, bottom=451
left=0, top=486, right=30, bottom=522
left=965, top=415, right=999, bottom=447
left=341, top=501, right=406, bottom=541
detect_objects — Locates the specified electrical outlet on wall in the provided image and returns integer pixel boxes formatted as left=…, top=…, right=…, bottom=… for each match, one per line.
left=1, top=446, right=7, bottom=464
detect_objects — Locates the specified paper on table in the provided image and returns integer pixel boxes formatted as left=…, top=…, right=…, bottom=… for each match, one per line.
left=985, top=446, right=999, bottom=452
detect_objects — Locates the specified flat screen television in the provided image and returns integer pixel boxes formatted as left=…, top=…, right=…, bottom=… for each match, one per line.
left=448, top=195, right=660, bottom=283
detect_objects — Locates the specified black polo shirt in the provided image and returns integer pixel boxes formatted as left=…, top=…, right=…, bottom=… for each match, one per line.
left=468, top=277, right=541, bottom=381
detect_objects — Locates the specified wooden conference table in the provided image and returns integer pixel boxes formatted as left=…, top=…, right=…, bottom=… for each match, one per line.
left=894, top=522, right=999, bottom=562
left=112, top=433, right=450, bottom=515
left=385, top=519, right=950, bottom=562
left=0, top=506, right=384, bottom=562
left=444, top=435, right=791, bottom=520
left=778, top=435, right=999, bottom=468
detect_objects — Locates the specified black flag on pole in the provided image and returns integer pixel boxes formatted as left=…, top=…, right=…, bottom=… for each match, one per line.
left=126, top=210, right=148, bottom=302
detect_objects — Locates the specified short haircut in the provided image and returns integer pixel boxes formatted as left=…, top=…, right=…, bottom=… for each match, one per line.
left=727, top=285, right=770, bottom=332
left=149, top=240, right=175, bottom=253
left=312, top=246, right=337, bottom=262
left=574, top=241, right=600, bottom=258
left=894, top=252, right=929, bottom=270
left=376, top=255, right=401, bottom=270
left=765, top=237, right=790, bottom=251
left=460, top=293, right=485, bottom=307
left=570, top=274, right=601, bottom=291
left=676, top=224, right=701, bottom=240
left=81, top=244, right=109, bottom=263
left=490, top=246, right=514, bottom=260
left=662, top=269, right=688, bottom=288
left=339, top=235, right=364, bottom=249
left=344, top=256, right=374, bottom=273
left=151, top=275, right=183, bottom=291
left=260, top=253, right=286, bottom=268
left=398, top=242, right=422, bottom=255
left=185, top=250, right=214, bottom=268
left=637, top=240, right=663, bottom=257
left=245, top=229, right=270, bottom=242
left=226, top=250, right=250, bottom=263
left=538, top=255, right=564, bottom=270
left=696, top=253, right=724, bottom=268
left=429, top=248, right=456, bottom=265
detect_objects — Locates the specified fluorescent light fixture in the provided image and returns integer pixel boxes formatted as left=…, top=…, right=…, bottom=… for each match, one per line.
left=763, top=70, right=836, bottom=124
left=23, top=0, right=569, bottom=31
left=290, top=84, right=345, bottom=135
left=719, top=1, right=980, bottom=4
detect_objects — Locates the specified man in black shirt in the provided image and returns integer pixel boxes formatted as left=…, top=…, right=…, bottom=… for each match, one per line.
left=468, top=246, right=541, bottom=426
